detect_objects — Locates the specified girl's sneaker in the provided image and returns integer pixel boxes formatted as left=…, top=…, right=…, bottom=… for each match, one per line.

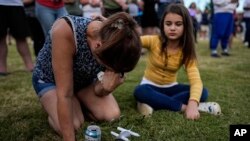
left=198, top=102, right=221, bottom=115
left=137, top=102, right=153, bottom=117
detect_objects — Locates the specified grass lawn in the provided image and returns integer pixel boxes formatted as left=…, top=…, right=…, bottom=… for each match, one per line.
left=0, top=39, right=249, bottom=141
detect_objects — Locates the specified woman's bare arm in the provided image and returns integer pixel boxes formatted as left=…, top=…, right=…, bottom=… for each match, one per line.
left=51, top=19, right=76, bottom=141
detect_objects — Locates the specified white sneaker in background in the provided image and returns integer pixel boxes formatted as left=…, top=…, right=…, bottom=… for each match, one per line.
left=137, top=102, right=153, bottom=117
left=244, top=42, right=249, bottom=47
left=198, top=102, right=221, bottom=115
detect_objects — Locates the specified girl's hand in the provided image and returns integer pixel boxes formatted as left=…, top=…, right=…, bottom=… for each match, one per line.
left=185, top=100, right=200, bottom=120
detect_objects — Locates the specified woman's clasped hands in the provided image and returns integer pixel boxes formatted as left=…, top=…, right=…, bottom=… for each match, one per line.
left=95, top=70, right=125, bottom=97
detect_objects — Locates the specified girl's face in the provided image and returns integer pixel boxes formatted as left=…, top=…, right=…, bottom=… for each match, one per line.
left=163, top=13, right=184, bottom=41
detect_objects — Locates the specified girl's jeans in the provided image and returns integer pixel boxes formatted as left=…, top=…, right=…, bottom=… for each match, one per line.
left=133, top=84, right=208, bottom=111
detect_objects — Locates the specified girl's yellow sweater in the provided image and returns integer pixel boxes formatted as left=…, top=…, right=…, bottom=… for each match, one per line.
left=141, top=35, right=203, bottom=102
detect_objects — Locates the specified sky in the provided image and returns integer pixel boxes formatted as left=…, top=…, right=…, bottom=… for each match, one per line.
left=183, top=0, right=245, bottom=12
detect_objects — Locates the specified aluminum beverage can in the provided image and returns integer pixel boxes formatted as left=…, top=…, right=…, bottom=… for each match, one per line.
left=84, top=125, right=101, bottom=141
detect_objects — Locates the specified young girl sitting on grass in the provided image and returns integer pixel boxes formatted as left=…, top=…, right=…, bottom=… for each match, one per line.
left=133, top=3, right=221, bottom=120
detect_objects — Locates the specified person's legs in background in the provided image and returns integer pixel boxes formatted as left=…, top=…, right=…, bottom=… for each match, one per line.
left=0, top=5, right=8, bottom=74
left=221, top=13, right=234, bottom=56
left=157, top=2, right=169, bottom=20
left=35, top=2, right=68, bottom=37
left=0, top=5, right=34, bottom=74
left=244, top=18, right=250, bottom=48
left=35, top=2, right=58, bottom=37
left=15, top=38, right=34, bottom=71
left=210, top=14, right=221, bottom=57
left=0, top=37, right=8, bottom=74
left=27, top=16, right=45, bottom=56
left=10, top=6, right=34, bottom=71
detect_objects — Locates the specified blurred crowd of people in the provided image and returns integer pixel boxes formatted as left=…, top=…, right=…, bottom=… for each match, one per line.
left=0, top=0, right=250, bottom=76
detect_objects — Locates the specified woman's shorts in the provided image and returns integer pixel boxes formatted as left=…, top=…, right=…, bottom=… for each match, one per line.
left=32, top=75, right=56, bottom=98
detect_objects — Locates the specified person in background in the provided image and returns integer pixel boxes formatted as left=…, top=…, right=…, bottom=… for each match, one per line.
left=157, top=0, right=183, bottom=21
left=140, top=0, right=159, bottom=35
left=209, top=0, right=238, bottom=57
left=208, top=0, right=214, bottom=40
left=199, top=7, right=210, bottom=40
left=32, top=12, right=141, bottom=141
left=23, top=0, right=45, bottom=57
left=228, top=10, right=242, bottom=49
left=81, top=0, right=102, bottom=18
left=64, top=0, right=83, bottom=16
left=188, top=2, right=199, bottom=43
left=35, top=0, right=68, bottom=37
left=102, top=0, right=128, bottom=17
left=133, top=3, right=221, bottom=120
left=243, top=0, right=250, bottom=48
left=0, top=0, right=34, bottom=76
left=128, top=0, right=142, bottom=35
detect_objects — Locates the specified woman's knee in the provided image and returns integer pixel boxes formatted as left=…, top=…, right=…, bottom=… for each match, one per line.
left=106, top=108, right=121, bottom=121
left=73, top=117, right=84, bottom=131
left=95, top=107, right=121, bottom=122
